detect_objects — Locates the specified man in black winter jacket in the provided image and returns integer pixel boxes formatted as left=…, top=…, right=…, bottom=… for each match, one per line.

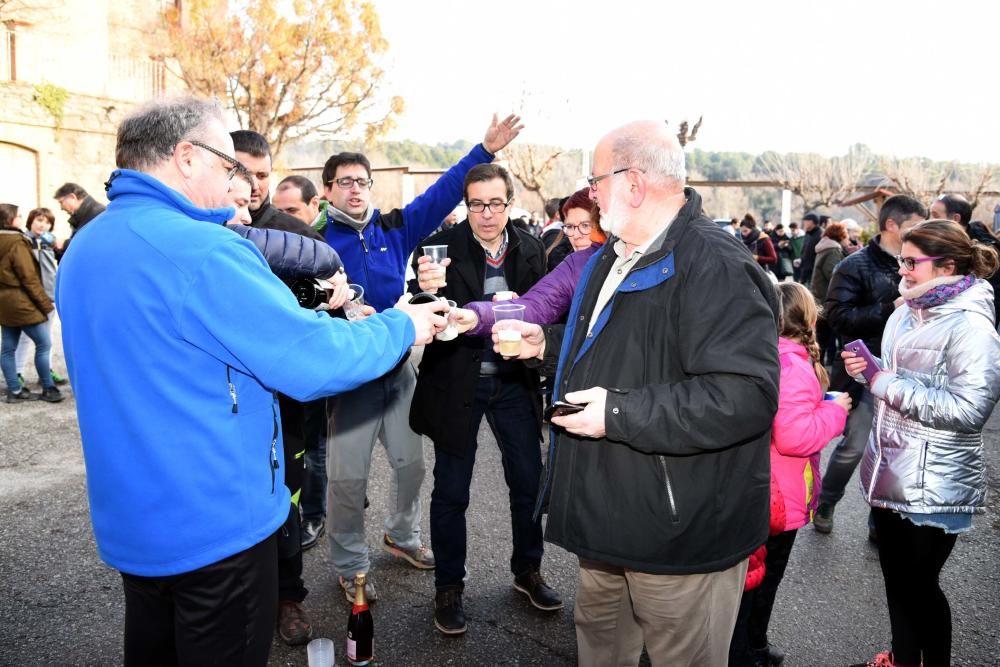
left=54, top=182, right=106, bottom=258
left=795, top=213, right=823, bottom=285
left=503, top=121, right=780, bottom=666
left=814, top=195, right=927, bottom=535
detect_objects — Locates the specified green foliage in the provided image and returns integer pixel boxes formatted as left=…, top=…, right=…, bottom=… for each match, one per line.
left=32, top=81, right=69, bottom=131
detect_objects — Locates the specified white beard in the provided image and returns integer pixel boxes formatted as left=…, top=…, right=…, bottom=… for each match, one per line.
left=603, top=186, right=630, bottom=238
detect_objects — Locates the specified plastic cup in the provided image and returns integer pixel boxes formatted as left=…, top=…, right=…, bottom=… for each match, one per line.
left=494, top=290, right=514, bottom=301
left=307, top=638, right=335, bottom=667
left=435, top=299, right=459, bottom=341
left=343, top=284, right=366, bottom=321
left=422, top=245, right=448, bottom=287
left=493, top=303, right=526, bottom=357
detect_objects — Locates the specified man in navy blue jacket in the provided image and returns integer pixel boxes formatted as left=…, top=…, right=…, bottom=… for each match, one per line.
left=320, top=114, right=523, bottom=602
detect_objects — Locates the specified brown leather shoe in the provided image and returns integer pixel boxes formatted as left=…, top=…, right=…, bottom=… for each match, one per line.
left=277, top=600, right=313, bottom=646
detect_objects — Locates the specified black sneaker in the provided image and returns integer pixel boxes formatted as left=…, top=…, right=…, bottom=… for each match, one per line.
left=513, top=569, right=563, bottom=611
left=39, top=386, right=64, bottom=403
left=813, top=502, right=834, bottom=534
left=4, top=388, right=37, bottom=404
left=434, top=587, right=466, bottom=635
left=300, top=517, right=325, bottom=551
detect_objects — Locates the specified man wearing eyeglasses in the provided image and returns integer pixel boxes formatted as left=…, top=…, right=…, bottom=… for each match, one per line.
left=316, top=113, right=523, bottom=604
left=55, top=97, right=449, bottom=665
left=816, top=194, right=928, bottom=537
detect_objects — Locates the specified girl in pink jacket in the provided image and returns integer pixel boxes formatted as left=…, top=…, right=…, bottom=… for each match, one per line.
left=745, top=282, right=850, bottom=666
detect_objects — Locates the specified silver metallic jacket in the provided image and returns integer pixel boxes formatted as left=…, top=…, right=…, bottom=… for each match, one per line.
left=859, top=279, right=1000, bottom=514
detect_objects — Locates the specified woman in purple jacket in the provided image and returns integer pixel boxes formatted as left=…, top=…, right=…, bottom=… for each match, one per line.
left=461, top=188, right=603, bottom=335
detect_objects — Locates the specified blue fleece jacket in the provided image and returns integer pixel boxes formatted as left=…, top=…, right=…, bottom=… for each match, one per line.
left=55, top=170, right=416, bottom=577
left=323, top=143, right=494, bottom=312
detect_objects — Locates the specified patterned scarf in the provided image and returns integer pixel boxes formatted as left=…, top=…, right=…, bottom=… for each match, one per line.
left=903, top=274, right=975, bottom=309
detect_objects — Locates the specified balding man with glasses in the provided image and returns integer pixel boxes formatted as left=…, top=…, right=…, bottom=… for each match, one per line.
left=318, top=114, right=524, bottom=604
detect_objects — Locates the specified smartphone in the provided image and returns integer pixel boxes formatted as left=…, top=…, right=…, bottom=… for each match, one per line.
left=843, top=339, right=881, bottom=383
left=544, top=400, right=585, bottom=421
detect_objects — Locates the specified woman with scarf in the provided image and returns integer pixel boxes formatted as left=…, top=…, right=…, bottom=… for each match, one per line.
left=740, top=213, right=777, bottom=273
left=845, top=220, right=1000, bottom=667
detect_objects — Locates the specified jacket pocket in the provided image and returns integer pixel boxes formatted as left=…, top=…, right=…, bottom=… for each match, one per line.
left=657, top=456, right=681, bottom=524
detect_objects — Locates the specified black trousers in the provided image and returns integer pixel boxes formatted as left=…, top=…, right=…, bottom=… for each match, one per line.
left=872, top=507, right=959, bottom=667
left=277, top=393, right=307, bottom=603
left=748, top=529, right=798, bottom=649
left=121, top=533, right=278, bottom=667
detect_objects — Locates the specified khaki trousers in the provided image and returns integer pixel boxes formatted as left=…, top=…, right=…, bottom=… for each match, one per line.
left=574, top=558, right=748, bottom=667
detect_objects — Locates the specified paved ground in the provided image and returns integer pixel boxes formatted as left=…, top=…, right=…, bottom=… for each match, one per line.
left=1, top=333, right=998, bottom=666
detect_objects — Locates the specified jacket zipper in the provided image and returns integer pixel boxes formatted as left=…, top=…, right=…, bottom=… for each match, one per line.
left=657, top=456, right=681, bottom=524
left=226, top=366, right=238, bottom=414
left=269, top=392, right=279, bottom=494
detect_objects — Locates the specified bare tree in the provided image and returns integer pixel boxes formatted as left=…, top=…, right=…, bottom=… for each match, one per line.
left=757, top=147, right=871, bottom=211
left=672, top=116, right=703, bottom=148
left=505, top=143, right=565, bottom=206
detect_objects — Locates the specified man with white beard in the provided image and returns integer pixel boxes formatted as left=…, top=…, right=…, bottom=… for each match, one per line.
left=497, top=120, right=780, bottom=666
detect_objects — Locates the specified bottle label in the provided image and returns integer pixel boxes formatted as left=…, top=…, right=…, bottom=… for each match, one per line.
left=347, top=638, right=371, bottom=666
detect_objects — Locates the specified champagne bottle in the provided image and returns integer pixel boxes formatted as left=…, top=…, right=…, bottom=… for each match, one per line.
left=347, top=573, right=374, bottom=666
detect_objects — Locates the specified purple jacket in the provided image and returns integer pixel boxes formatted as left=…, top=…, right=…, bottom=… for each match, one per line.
left=465, top=242, right=602, bottom=336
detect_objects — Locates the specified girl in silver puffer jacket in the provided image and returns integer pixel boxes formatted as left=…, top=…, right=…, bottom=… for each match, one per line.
left=844, top=219, right=1000, bottom=667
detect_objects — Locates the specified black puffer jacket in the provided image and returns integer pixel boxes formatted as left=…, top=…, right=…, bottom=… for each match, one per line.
left=967, top=222, right=1000, bottom=329
left=824, top=236, right=901, bottom=393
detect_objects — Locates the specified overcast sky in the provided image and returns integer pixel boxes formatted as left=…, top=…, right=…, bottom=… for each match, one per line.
left=369, top=0, right=999, bottom=163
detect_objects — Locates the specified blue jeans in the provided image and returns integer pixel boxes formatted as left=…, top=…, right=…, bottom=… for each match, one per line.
left=1, top=322, right=53, bottom=393
left=301, top=398, right=327, bottom=521
left=431, top=375, right=544, bottom=589
left=819, top=389, right=874, bottom=506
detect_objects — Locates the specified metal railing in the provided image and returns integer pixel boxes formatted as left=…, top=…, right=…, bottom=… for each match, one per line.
left=106, top=55, right=166, bottom=101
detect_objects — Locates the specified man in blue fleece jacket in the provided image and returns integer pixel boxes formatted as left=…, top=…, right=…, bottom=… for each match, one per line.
left=55, top=97, right=447, bottom=666
left=319, top=114, right=523, bottom=602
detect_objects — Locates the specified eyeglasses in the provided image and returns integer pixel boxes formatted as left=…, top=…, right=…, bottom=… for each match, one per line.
left=563, top=222, right=592, bottom=234
left=896, top=254, right=944, bottom=271
left=587, top=167, right=641, bottom=190
left=189, top=141, right=241, bottom=180
left=467, top=199, right=512, bottom=213
left=328, top=177, right=374, bottom=190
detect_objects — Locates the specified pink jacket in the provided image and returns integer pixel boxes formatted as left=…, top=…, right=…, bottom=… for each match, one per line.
left=771, top=337, right=848, bottom=530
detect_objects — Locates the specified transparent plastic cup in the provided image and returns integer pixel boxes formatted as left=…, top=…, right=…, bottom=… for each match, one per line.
left=422, top=245, right=448, bottom=288
left=493, top=303, right=526, bottom=358
left=343, top=284, right=366, bottom=321
left=307, top=638, right=335, bottom=667
left=436, top=299, right=459, bottom=341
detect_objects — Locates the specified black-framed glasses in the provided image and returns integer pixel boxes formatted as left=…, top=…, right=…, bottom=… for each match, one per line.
left=896, top=254, right=944, bottom=271
left=467, top=199, right=512, bottom=213
left=587, top=167, right=633, bottom=190
left=328, top=176, right=373, bottom=190
left=563, top=222, right=592, bottom=234
left=189, top=140, right=241, bottom=180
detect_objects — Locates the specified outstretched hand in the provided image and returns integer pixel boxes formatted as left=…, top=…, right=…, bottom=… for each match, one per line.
left=483, top=113, right=524, bottom=154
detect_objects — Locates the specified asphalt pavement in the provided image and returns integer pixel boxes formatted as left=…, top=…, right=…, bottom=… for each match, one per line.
left=1, top=338, right=998, bottom=666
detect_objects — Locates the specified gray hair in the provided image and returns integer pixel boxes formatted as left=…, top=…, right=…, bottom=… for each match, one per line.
left=116, top=97, right=225, bottom=171
left=611, top=122, right=686, bottom=186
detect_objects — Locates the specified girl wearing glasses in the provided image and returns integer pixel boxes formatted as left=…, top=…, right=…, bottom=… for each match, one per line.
left=844, top=220, right=1000, bottom=667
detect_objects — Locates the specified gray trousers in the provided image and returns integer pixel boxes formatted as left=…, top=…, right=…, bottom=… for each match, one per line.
left=326, top=360, right=425, bottom=578
left=818, top=389, right=874, bottom=506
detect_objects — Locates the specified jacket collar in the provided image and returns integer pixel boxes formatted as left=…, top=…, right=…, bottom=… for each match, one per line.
left=778, top=336, right=809, bottom=359
left=815, top=237, right=842, bottom=253
left=866, top=235, right=899, bottom=269
left=105, top=169, right=233, bottom=225
left=623, top=186, right=703, bottom=271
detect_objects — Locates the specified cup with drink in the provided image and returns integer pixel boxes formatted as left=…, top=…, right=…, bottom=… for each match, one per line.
left=422, top=245, right=449, bottom=290
left=435, top=299, right=459, bottom=341
left=343, top=284, right=366, bottom=321
left=493, top=303, right=526, bottom=358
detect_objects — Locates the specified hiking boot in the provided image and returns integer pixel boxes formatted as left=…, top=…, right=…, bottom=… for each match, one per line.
left=339, top=573, right=378, bottom=603
left=276, top=600, right=313, bottom=646
left=39, top=386, right=64, bottom=403
left=300, top=517, right=325, bottom=551
left=813, top=502, right=835, bottom=534
left=848, top=650, right=897, bottom=667
left=50, top=370, right=68, bottom=386
left=4, top=388, right=37, bottom=403
left=513, top=568, right=563, bottom=611
left=766, top=642, right=785, bottom=666
left=382, top=534, right=435, bottom=569
left=434, top=587, right=466, bottom=635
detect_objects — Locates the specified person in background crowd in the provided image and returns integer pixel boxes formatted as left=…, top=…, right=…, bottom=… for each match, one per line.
left=931, top=193, right=1000, bottom=329
left=811, top=221, right=848, bottom=365
left=736, top=282, right=850, bottom=667
left=272, top=175, right=324, bottom=229
left=845, top=220, right=1000, bottom=667
left=814, top=195, right=927, bottom=536
left=55, top=97, right=447, bottom=665
left=843, top=218, right=863, bottom=255
left=0, top=203, right=63, bottom=403
left=53, top=182, right=105, bottom=258
left=503, top=120, right=780, bottom=666
left=788, top=222, right=805, bottom=280
left=14, top=208, right=67, bottom=390
left=741, top=213, right=777, bottom=272
left=795, top=213, right=823, bottom=285
left=318, top=113, right=523, bottom=604
left=772, top=224, right=795, bottom=281
left=541, top=196, right=573, bottom=271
